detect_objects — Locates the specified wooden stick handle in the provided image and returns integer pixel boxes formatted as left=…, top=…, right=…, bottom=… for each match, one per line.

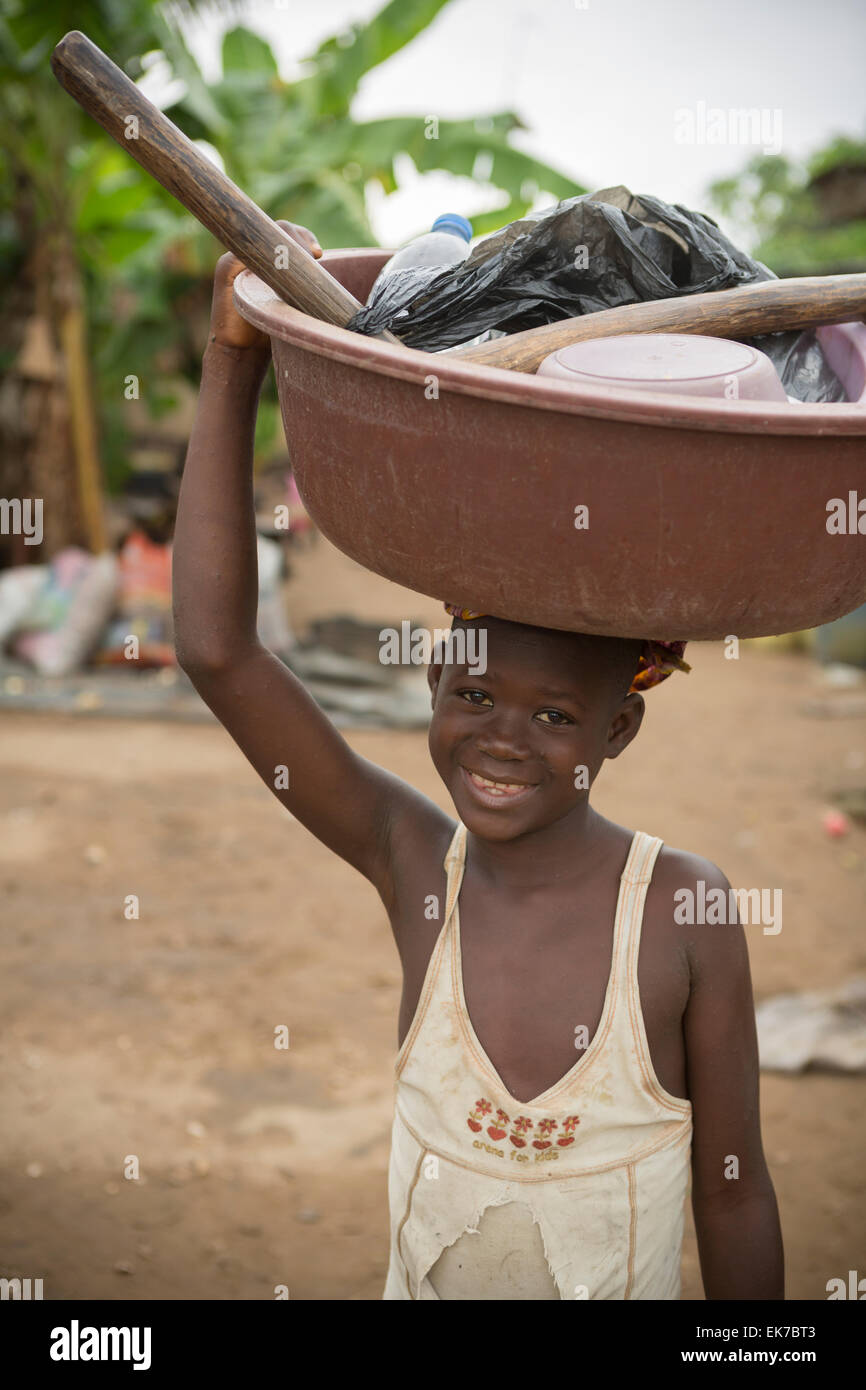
left=453, top=274, right=866, bottom=372
left=51, top=31, right=400, bottom=340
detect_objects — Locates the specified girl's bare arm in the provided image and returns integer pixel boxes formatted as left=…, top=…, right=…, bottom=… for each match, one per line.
left=682, top=861, right=784, bottom=1299
left=172, top=232, right=444, bottom=902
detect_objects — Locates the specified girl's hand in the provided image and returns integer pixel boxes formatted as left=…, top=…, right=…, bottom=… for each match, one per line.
left=208, top=220, right=323, bottom=354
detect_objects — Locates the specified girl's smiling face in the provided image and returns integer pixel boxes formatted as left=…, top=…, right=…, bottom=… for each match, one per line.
left=428, top=619, right=645, bottom=842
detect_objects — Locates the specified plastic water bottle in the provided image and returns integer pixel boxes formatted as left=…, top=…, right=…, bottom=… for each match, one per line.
left=368, top=213, right=473, bottom=297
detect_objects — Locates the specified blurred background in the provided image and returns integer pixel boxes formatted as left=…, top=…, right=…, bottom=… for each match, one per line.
left=0, top=0, right=864, bottom=1300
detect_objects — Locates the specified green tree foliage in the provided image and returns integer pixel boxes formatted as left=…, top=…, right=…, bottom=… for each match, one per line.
left=0, top=0, right=584, bottom=489
left=708, top=134, right=866, bottom=277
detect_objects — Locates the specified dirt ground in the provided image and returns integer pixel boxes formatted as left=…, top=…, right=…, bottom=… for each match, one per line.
left=1, top=536, right=864, bottom=1301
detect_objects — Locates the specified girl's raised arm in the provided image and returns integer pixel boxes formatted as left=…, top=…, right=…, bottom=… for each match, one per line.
left=172, top=231, right=441, bottom=901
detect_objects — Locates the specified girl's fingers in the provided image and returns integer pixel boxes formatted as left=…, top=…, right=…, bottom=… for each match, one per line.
left=275, top=218, right=323, bottom=259
left=214, top=223, right=322, bottom=293
left=214, top=249, right=244, bottom=287
left=212, top=220, right=324, bottom=315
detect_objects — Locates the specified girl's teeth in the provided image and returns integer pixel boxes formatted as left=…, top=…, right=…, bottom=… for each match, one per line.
left=472, top=773, right=523, bottom=792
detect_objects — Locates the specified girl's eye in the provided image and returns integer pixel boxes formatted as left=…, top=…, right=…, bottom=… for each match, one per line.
left=536, top=709, right=573, bottom=726
left=458, top=689, right=493, bottom=707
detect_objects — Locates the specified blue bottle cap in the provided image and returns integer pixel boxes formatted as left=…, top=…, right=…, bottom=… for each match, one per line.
left=431, top=213, right=473, bottom=242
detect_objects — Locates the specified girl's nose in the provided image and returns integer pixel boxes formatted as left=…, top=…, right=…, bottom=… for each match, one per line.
left=476, top=715, right=531, bottom=762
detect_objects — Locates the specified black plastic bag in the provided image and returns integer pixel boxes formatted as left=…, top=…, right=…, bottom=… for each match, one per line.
left=748, top=328, right=846, bottom=403
left=348, top=186, right=844, bottom=403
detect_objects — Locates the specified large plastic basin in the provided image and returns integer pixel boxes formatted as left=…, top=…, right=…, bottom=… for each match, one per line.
left=234, top=250, right=866, bottom=640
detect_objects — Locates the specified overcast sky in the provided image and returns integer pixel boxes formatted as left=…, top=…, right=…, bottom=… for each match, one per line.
left=173, top=0, right=866, bottom=250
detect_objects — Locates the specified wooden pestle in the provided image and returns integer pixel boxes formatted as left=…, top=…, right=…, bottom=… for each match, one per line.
left=453, top=274, right=866, bottom=372
left=50, top=31, right=400, bottom=341
left=50, top=33, right=866, bottom=374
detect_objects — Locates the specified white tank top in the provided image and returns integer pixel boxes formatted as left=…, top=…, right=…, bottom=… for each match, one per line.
left=383, top=822, right=693, bottom=1300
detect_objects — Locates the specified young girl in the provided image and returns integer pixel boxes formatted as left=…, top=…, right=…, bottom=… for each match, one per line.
left=172, top=224, right=784, bottom=1301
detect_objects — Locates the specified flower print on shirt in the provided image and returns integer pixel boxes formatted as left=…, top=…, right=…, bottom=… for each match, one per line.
left=509, top=1115, right=534, bottom=1148
left=487, top=1107, right=509, bottom=1142
left=466, top=1096, right=581, bottom=1157
left=533, top=1117, right=558, bottom=1150
left=467, top=1098, right=492, bottom=1133
left=558, top=1115, right=581, bottom=1147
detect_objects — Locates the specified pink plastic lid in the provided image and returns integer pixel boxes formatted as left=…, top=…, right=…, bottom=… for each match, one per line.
left=537, top=333, right=788, bottom=402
